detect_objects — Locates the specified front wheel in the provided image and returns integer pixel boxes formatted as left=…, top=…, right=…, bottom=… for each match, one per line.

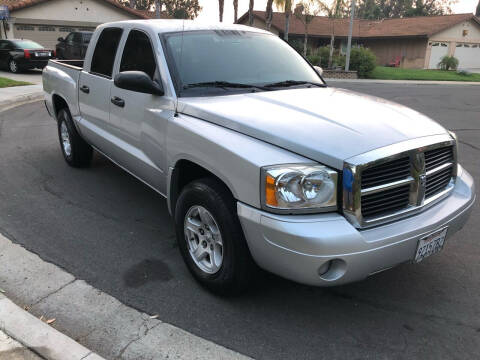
left=175, top=178, right=255, bottom=295
left=57, top=109, right=93, bottom=167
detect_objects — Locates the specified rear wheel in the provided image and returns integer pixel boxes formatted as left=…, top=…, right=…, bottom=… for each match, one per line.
left=57, top=108, right=93, bottom=167
left=9, top=59, right=19, bottom=73
left=175, top=178, right=255, bottom=295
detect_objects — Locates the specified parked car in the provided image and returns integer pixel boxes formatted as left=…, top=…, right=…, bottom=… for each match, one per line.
left=42, top=21, right=475, bottom=294
left=0, top=39, right=54, bottom=73
left=56, top=31, right=92, bottom=60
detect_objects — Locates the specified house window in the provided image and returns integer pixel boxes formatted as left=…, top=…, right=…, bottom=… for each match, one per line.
left=472, top=44, right=478, bottom=48
left=440, top=43, right=447, bottom=47
left=59, top=27, right=76, bottom=32
left=38, top=26, right=56, bottom=32
left=456, top=43, right=463, bottom=47
left=16, top=25, right=35, bottom=31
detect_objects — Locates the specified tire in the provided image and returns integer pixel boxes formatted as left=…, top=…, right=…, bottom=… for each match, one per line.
left=9, top=59, right=19, bottom=73
left=57, top=108, right=93, bottom=167
left=175, top=177, right=255, bottom=295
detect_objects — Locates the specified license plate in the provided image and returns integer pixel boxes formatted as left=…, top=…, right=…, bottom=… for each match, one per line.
left=414, top=227, right=448, bottom=263
left=35, top=52, right=48, bottom=57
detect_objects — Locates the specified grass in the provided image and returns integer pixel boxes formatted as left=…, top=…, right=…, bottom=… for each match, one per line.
left=368, top=66, right=480, bottom=82
left=0, top=77, right=32, bottom=88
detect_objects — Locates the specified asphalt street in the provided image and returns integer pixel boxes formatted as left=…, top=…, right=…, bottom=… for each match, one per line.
left=0, top=83, right=479, bottom=359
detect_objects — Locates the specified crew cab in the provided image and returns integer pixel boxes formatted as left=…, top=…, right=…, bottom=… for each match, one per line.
left=42, top=21, right=475, bottom=294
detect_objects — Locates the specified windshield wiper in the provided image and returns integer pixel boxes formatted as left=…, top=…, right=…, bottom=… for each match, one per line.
left=264, top=80, right=326, bottom=88
left=183, top=81, right=270, bottom=91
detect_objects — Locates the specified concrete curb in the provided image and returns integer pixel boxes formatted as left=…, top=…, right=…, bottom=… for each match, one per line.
left=0, top=294, right=104, bottom=360
left=0, top=85, right=44, bottom=112
left=326, top=78, right=480, bottom=85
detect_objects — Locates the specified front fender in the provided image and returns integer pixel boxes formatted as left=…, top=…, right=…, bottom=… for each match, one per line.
left=166, top=113, right=312, bottom=212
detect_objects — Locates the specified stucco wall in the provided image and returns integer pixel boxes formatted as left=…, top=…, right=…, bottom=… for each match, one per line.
left=430, top=19, right=480, bottom=43
left=11, top=0, right=138, bottom=24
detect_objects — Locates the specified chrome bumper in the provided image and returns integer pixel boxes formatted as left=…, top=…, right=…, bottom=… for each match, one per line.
left=238, top=165, right=475, bottom=286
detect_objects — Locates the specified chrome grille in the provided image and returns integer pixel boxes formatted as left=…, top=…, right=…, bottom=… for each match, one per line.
left=343, top=135, right=457, bottom=228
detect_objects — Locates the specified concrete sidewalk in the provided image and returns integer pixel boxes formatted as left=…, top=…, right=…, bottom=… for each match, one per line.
left=0, top=330, right=42, bottom=360
left=0, top=84, right=43, bottom=111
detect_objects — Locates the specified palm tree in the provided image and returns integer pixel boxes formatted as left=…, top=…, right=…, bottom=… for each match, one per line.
left=265, top=0, right=274, bottom=30
left=476, top=0, right=480, bottom=17
left=249, top=0, right=255, bottom=26
left=218, top=0, right=225, bottom=22
left=154, top=0, right=162, bottom=18
left=233, top=0, right=239, bottom=22
left=317, top=0, right=346, bottom=67
left=274, top=0, right=293, bottom=41
left=294, top=1, right=319, bottom=57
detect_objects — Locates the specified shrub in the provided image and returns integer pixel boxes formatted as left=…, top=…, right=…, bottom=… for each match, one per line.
left=307, top=54, right=321, bottom=66
left=348, top=47, right=376, bottom=78
left=456, top=69, right=472, bottom=76
left=438, top=56, right=459, bottom=71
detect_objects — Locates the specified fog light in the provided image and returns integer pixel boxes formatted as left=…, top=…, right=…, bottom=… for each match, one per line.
left=317, top=261, right=332, bottom=276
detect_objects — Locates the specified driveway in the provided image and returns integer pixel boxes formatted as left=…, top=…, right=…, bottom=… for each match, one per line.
left=0, top=69, right=42, bottom=84
left=0, top=83, right=478, bottom=359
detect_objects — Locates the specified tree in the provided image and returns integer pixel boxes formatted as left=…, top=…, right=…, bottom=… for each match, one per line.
left=233, top=0, right=239, bottom=22
left=154, top=0, right=163, bottom=18
left=317, top=0, right=347, bottom=68
left=294, top=1, right=320, bottom=57
left=219, top=0, right=225, bottom=21
left=265, top=0, right=275, bottom=30
left=475, top=0, right=479, bottom=16
left=249, top=0, right=255, bottom=26
left=356, top=0, right=454, bottom=20
left=274, top=0, right=293, bottom=41
left=164, top=0, right=202, bottom=19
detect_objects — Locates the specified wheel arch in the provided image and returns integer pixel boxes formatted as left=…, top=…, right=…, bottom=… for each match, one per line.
left=167, top=158, right=238, bottom=217
left=51, top=93, right=70, bottom=119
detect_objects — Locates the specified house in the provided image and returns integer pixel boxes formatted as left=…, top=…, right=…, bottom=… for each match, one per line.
left=0, top=0, right=150, bottom=49
left=237, top=11, right=480, bottom=70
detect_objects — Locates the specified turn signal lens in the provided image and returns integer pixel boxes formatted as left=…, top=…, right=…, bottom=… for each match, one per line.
left=265, top=174, right=278, bottom=207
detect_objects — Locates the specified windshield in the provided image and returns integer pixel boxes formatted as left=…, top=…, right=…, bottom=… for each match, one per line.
left=162, top=30, right=324, bottom=96
left=12, top=40, right=44, bottom=49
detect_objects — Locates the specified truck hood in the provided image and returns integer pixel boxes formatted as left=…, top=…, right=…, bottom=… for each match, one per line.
left=177, top=87, right=447, bottom=169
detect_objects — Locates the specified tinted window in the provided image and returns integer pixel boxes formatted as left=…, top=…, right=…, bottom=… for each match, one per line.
left=73, top=33, right=82, bottom=43
left=12, top=40, right=43, bottom=49
left=83, top=33, right=92, bottom=43
left=0, top=41, right=10, bottom=50
left=163, top=30, right=322, bottom=95
left=90, top=27, right=123, bottom=78
left=66, top=33, right=74, bottom=45
left=120, top=30, right=156, bottom=79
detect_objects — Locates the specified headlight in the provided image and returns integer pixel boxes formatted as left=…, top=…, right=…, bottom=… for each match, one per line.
left=262, top=164, right=338, bottom=213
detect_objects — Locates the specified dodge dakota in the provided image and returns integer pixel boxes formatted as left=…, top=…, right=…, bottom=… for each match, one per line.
left=43, top=20, right=475, bottom=294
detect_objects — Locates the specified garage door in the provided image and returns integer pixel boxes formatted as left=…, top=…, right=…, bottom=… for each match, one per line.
left=454, top=43, right=480, bottom=70
left=428, top=42, right=449, bottom=69
left=14, top=24, right=95, bottom=51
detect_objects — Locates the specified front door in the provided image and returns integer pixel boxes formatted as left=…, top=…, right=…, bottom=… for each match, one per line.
left=0, top=40, right=12, bottom=69
left=78, top=27, right=123, bottom=155
left=109, top=29, right=172, bottom=193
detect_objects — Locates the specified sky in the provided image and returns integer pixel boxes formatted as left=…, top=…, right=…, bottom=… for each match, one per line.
left=196, top=0, right=479, bottom=23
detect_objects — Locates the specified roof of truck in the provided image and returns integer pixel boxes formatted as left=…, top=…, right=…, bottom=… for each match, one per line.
left=100, top=20, right=270, bottom=34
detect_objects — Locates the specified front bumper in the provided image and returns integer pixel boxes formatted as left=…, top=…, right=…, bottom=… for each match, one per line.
left=238, top=165, right=475, bottom=286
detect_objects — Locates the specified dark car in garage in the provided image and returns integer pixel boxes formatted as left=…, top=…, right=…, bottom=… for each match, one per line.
left=56, top=31, right=92, bottom=60
left=0, top=39, right=55, bottom=73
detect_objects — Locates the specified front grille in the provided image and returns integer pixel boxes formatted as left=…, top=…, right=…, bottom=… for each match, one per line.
left=343, top=139, right=457, bottom=228
left=361, top=157, right=410, bottom=188
left=361, top=184, right=410, bottom=218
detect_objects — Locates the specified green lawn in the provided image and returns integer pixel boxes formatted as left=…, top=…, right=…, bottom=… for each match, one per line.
left=0, top=77, right=32, bottom=88
left=369, top=66, right=480, bottom=82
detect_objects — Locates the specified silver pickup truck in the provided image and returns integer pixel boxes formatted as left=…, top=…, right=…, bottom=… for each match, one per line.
left=43, top=20, right=475, bottom=294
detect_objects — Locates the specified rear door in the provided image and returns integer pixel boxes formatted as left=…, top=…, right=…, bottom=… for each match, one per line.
left=0, top=40, right=11, bottom=68
left=78, top=27, right=123, bottom=154
left=108, top=29, right=172, bottom=192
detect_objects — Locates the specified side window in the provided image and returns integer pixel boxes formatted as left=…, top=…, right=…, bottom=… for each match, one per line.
left=119, top=30, right=156, bottom=79
left=73, top=33, right=82, bottom=43
left=66, top=33, right=74, bottom=45
left=0, top=41, right=7, bottom=50
left=90, top=27, right=123, bottom=78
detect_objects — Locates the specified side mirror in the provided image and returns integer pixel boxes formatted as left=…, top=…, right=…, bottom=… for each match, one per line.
left=58, top=37, right=64, bottom=42
left=114, top=71, right=164, bottom=96
left=314, top=66, right=323, bottom=76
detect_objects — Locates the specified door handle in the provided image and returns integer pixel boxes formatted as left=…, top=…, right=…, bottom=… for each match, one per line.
left=111, top=96, right=125, bottom=108
left=80, top=85, right=90, bottom=94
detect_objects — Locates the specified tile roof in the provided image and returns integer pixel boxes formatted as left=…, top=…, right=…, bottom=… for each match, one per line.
left=0, top=0, right=150, bottom=19
left=239, top=10, right=480, bottom=38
